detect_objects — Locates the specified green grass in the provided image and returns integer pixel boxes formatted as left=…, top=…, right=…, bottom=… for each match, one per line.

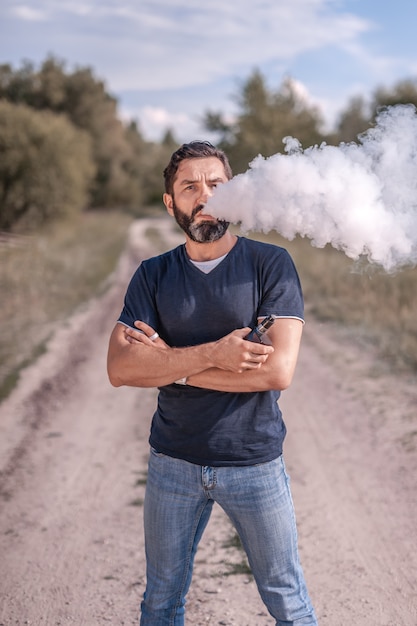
left=0, top=210, right=132, bottom=401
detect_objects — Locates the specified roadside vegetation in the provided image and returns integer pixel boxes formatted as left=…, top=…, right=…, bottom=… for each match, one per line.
left=0, top=211, right=132, bottom=400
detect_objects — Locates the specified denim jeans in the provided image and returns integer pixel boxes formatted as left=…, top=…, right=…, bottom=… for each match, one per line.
left=140, top=449, right=318, bottom=626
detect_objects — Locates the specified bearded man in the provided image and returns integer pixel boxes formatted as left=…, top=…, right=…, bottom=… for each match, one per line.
left=107, top=141, right=318, bottom=626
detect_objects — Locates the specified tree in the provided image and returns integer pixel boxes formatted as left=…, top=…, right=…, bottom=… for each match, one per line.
left=0, top=101, right=95, bottom=230
left=332, top=79, right=417, bottom=145
left=203, top=70, right=325, bottom=173
left=0, top=57, right=149, bottom=209
left=333, top=96, right=371, bottom=143
left=0, top=60, right=38, bottom=105
left=44, top=60, right=137, bottom=208
left=140, top=129, right=179, bottom=206
left=371, top=79, right=417, bottom=116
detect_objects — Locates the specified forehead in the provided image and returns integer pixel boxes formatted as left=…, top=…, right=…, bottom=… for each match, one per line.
left=174, top=157, right=227, bottom=185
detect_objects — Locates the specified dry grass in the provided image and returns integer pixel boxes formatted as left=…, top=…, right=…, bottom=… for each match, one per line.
left=251, top=231, right=417, bottom=373
left=0, top=210, right=132, bottom=400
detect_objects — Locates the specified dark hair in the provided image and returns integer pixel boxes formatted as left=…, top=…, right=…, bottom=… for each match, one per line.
left=163, top=140, right=233, bottom=195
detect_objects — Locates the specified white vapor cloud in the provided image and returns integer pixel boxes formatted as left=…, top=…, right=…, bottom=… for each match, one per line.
left=207, top=105, right=417, bottom=272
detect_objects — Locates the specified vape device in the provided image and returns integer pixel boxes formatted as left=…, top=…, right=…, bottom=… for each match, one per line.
left=244, top=315, right=275, bottom=345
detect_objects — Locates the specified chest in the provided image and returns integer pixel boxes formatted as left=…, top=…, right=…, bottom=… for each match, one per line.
left=154, top=262, right=263, bottom=346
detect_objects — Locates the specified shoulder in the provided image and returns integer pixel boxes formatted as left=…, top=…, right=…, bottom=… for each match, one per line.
left=236, top=238, right=301, bottom=290
left=127, top=245, right=184, bottom=290
left=137, top=244, right=184, bottom=274
left=143, top=244, right=183, bottom=266
left=237, top=236, right=292, bottom=264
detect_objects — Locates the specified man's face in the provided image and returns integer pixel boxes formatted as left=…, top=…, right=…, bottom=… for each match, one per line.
left=164, top=157, right=229, bottom=243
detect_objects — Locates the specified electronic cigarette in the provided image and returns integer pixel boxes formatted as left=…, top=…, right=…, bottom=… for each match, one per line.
left=244, top=315, right=275, bottom=345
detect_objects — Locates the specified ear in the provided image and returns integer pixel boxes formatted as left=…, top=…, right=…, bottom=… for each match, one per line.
left=163, top=193, right=174, bottom=217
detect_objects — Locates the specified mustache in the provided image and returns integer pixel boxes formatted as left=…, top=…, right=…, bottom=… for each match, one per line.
left=190, top=204, right=229, bottom=229
left=191, top=204, right=205, bottom=219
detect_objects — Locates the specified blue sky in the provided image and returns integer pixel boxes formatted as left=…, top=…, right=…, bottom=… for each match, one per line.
left=1, top=0, right=416, bottom=142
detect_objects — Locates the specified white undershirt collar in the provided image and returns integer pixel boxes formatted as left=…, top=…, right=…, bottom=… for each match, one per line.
left=189, top=253, right=228, bottom=274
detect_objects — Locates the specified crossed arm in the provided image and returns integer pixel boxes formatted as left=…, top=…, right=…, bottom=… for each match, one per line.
left=107, top=318, right=303, bottom=393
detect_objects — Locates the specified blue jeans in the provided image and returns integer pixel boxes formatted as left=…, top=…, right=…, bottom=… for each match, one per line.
left=140, top=449, right=318, bottom=626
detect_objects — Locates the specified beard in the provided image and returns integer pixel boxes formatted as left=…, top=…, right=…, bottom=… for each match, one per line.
left=172, top=200, right=229, bottom=243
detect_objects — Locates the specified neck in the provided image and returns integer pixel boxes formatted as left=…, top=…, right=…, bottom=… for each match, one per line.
left=185, top=231, right=237, bottom=262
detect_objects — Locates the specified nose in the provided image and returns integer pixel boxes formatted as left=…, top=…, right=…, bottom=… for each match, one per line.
left=199, top=183, right=214, bottom=205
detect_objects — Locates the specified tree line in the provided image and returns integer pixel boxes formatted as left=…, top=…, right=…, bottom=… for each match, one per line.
left=203, top=70, right=417, bottom=174
left=0, top=57, right=178, bottom=230
left=1, top=57, right=416, bottom=231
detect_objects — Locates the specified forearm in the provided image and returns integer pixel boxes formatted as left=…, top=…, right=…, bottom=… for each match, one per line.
left=107, top=322, right=274, bottom=388
left=186, top=368, right=267, bottom=392
left=187, top=359, right=292, bottom=393
left=108, top=340, right=215, bottom=388
left=188, top=319, right=303, bottom=392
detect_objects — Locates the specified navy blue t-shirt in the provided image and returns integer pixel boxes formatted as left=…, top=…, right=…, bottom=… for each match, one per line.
left=118, top=236, right=304, bottom=466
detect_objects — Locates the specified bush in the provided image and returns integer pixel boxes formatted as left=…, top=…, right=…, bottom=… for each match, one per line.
left=0, top=100, right=95, bottom=230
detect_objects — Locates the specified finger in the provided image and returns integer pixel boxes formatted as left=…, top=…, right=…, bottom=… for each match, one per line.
left=128, top=321, right=160, bottom=342
left=125, top=326, right=146, bottom=340
left=245, top=344, right=274, bottom=356
left=133, top=322, right=164, bottom=344
left=249, top=352, right=269, bottom=362
left=124, top=325, right=155, bottom=345
left=241, top=361, right=262, bottom=370
left=234, top=327, right=252, bottom=338
left=133, top=320, right=155, bottom=335
left=245, top=351, right=270, bottom=363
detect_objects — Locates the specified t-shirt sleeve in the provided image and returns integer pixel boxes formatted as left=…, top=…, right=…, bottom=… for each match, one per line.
left=258, top=248, right=304, bottom=322
left=117, top=262, right=160, bottom=330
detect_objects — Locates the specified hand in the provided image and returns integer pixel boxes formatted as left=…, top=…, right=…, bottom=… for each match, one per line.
left=124, top=321, right=168, bottom=349
left=209, top=328, right=274, bottom=373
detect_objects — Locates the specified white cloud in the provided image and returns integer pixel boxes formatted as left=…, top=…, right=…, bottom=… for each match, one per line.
left=120, top=105, right=211, bottom=142
left=11, top=5, right=48, bottom=21
left=5, top=0, right=374, bottom=92
left=106, top=1, right=372, bottom=92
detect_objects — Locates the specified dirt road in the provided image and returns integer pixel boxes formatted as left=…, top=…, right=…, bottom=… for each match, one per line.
left=1, top=218, right=416, bottom=626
